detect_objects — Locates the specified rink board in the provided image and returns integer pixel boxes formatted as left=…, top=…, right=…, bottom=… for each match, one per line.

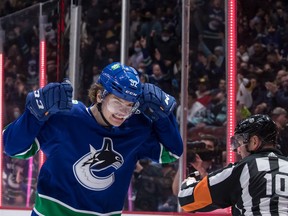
left=0, top=209, right=230, bottom=216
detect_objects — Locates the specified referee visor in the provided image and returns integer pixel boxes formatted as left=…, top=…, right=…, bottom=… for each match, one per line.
left=231, top=133, right=249, bottom=152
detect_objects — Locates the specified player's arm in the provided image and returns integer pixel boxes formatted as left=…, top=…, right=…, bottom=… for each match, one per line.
left=178, top=176, right=217, bottom=212
left=152, top=113, right=183, bottom=160
left=3, top=111, right=43, bottom=158
left=178, top=163, right=236, bottom=213
left=3, top=81, right=72, bottom=158
left=138, top=83, right=183, bottom=162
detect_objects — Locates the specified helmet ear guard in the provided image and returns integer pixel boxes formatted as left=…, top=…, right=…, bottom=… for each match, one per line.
left=100, top=90, right=109, bottom=100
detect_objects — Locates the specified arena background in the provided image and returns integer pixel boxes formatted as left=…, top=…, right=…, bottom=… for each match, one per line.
left=2, top=0, right=279, bottom=214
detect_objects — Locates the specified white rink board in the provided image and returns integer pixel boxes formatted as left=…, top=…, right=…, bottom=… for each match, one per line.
left=0, top=209, right=31, bottom=216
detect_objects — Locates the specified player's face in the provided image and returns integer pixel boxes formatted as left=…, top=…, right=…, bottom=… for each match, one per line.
left=102, top=94, right=135, bottom=126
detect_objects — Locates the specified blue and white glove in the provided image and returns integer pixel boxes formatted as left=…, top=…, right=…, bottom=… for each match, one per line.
left=25, top=80, right=73, bottom=121
left=138, top=83, right=176, bottom=121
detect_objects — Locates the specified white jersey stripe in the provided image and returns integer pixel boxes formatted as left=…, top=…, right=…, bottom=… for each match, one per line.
left=256, top=157, right=270, bottom=171
left=259, top=197, right=271, bottom=216
left=240, top=164, right=252, bottom=216
left=209, top=166, right=234, bottom=186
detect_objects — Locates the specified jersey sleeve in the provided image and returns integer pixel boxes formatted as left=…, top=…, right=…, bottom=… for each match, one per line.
left=3, top=109, right=45, bottom=159
left=138, top=113, right=183, bottom=163
left=178, top=163, right=237, bottom=212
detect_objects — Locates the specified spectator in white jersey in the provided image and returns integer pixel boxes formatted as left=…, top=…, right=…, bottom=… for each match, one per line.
left=178, top=114, right=288, bottom=215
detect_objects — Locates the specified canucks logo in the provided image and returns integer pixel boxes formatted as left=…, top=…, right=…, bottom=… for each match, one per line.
left=73, top=138, right=124, bottom=191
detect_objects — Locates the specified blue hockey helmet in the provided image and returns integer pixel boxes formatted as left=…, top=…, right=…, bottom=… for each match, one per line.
left=98, top=62, right=142, bottom=103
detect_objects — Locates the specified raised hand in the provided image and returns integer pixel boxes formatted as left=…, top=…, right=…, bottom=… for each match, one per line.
left=138, top=83, right=176, bottom=121
left=25, top=80, right=73, bottom=121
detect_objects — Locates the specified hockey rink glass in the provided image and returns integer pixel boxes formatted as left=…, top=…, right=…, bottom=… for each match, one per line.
left=230, top=133, right=249, bottom=152
left=106, top=98, right=139, bottom=118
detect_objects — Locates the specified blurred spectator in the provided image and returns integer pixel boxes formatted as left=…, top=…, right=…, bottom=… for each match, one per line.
left=188, top=134, right=224, bottom=177
left=267, top=74, right=288, bottom=109
left=212, top=46, right=225, bottom=68
left=138, top=37, right=152, bottom=72
left=46, top=45, right=57, bottom=83
left=190, top=89, right=226, bottom=127
left=91, top=65, right=101, bottom=84
left=190, top=51, right=211, bottom=85
left=237, top=75, right=253, bottom=110
left=188, top=0, right=205, bottom=53
left=199, top=0, right=225, bottom=55
left=271, top=1, right=288, bottom=36
left=172, top=134, right=225, bottom=195
left=26, top=46, right=39, bottom=88
left=102, top=37, right=120, bottom=64
left=270, top=107, right=288, bottom=156
left=13, top=74, right=28, bottom=109
left=133, top=160, right=177, bottom=212
left=4, top=73, right=16, bottom=105
left=275, top=69, right=288, bottom=86
left=248, top=42, right=267, bottom=68
left=208, top=45, right=225, bottom=88
left=134, top=160, right=177, bottom=212
left=140, top=73, right=149, bottom=83
left=264, top=23, right=281, bottom=52
left=249, top=74, right=271, bottom=113
left=133, top=160, right=161, bottom=211
left=139, top=10, right=162, bottom=38
left=128, top=39, right=144, bottom=69
left=157, top=163, right=177, bottom=212
left=237, top=44, right=250, bottom=63
left=252, top=102, right=270, bottom=115
left=129, top=9, right=141, bottom=45
left=84, top=0, right=102, bottom=36
left=195, top=77, right=211, bottom=107
left=176, top=90, right=205, bottom=128
left=5, top=105, right=21, bottom=127
left=148, top=26, right=180, bottom=68
left=148, top=62, right=172, bottom=94
left=44, top=23, right=56, bottom=47
left=217, top=78, right=226, bottom=93
left=3, top=156, right=28, bottom=207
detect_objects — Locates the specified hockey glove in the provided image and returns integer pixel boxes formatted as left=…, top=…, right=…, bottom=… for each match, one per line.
left=138, top=83, right=176, bottom=121
left=26, top=80, right=73, bottom=121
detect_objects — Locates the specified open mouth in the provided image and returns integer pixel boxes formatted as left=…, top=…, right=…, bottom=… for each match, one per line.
left=112, top=114, right=125, bottom=121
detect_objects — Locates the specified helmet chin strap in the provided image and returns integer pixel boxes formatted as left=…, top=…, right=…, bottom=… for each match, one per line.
left=97, top=103, right=112, bottom=127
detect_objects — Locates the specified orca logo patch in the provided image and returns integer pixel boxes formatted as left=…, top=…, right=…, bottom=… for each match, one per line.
left=73, top=137, right=124, bottom=191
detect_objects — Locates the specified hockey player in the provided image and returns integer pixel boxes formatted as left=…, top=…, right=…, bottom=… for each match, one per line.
left=178, top=114, right=288, bottom=215
left=3, top=62, right=183, bottom=216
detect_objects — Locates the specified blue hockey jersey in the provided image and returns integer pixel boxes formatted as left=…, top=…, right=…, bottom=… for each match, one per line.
left=3, top=101, right=183, bottom=215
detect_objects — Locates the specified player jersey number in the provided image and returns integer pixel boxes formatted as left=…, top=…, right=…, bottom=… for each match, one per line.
left=34, top=90, right=45, bottom=109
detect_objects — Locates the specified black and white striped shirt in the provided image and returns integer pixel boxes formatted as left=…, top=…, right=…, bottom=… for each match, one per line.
left=178, top=149, right=288, bottom=215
